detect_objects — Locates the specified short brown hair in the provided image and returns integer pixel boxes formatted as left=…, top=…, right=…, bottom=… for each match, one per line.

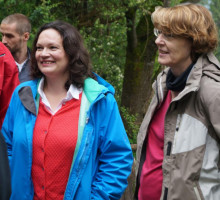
left=151, top=3, right=218, bottom=56
left=1, top=13, right=31, bottom=35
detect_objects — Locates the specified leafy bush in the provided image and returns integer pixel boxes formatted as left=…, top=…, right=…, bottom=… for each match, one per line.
left=120, top=106, right=139, bottom=145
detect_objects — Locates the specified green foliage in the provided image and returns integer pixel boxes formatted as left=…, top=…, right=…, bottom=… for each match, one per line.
left=170, top=0, right=184, bottom=6
left=30, top=0, right=60, bottom=27
left=0, top=0, right=35, bottom=17
left=80, top=4, right=127, bottom=103
left=208, top=0, right=220, bottom=60
left=28, top=0, right=60, bottom=47
left=120, top=106, right=139, bottom=144
left=0, top=0, right=164, bottom=143
left=199, top=0, right=220, bottom=60
left=152, top=52, right=161, bottom=82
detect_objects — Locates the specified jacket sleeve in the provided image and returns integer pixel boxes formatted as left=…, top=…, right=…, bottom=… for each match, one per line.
left=1, top=90, right=16, bottom=166
left=200, top=77, right=220, bottom=139
left=0, top=45, right=19, bottom=129
left=91, top=93, right=133, bottom=200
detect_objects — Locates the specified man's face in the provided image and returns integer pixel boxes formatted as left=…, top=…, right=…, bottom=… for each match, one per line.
left=0, top=23, right=23, bottom=55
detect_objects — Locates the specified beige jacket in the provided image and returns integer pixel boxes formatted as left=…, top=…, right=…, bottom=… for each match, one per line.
left=136, top=53, right=220, bottom=200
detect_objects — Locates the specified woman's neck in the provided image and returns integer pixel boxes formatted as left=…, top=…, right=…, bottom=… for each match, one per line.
left=44, top=78, right=66, bottom=94
left=43, top=77, right=68, bottom=111
left=170, top=58, right=192, bottom=77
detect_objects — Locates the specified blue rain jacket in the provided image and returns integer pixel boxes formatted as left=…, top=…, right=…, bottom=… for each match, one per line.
left=1, top=74, right=133, bottom=200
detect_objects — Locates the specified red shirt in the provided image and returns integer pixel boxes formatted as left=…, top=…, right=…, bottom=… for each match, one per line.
left=32, top=94, right=81, bottom=200
left=138, top=91, right=171, bottom=200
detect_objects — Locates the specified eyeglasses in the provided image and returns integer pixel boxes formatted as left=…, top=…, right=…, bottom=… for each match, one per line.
left=154, top=28, right=174, bottom=40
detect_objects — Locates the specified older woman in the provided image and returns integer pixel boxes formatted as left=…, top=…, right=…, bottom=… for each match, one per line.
left=1, top=20, right=133, bottom=200
left=135, top=3, right=220, bottom=200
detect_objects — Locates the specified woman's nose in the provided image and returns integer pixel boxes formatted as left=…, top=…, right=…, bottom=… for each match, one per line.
left=41, top=48, right=49, bottom=56
left=155, top=34, right=164, bottom=45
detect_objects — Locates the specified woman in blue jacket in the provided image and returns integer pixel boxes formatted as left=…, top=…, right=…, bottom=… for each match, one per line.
left=1, top=20, right=133, bottom=200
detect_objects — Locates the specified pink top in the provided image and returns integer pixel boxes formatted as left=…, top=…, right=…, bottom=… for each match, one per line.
left=138, top=91, right=171, bottom=200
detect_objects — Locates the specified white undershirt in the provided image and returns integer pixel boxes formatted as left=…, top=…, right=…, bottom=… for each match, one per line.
left=38, top=77, right=82, bottom=115
left=16, top=59, right=27, bottom=72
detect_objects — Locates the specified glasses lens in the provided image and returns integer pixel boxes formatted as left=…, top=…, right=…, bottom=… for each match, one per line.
left=153, top=28, right=173, bottom=39
left=154, top=28, right=159, bottom=37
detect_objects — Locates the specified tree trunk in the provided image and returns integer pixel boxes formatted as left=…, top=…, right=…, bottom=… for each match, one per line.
left=121, top=8, right=158, bottom=123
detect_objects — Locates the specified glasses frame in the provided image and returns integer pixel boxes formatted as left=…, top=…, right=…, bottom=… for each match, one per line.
left=153, top=28, right=174, bottom=40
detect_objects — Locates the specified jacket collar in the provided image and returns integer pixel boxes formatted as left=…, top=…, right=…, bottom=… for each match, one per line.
left=18, top=79, right=39, bottom=115
left=83, top=73, right=113, bottom=103
left=153, top=52, right=220, bottom=104
left=18, top=74, right=113, bottom=115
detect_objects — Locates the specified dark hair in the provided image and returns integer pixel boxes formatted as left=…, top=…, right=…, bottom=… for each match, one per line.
left=31, top=20, right=95, bottom=88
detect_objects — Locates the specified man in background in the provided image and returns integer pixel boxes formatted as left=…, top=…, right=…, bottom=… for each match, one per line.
left=0, top=13, right=32, bottom=82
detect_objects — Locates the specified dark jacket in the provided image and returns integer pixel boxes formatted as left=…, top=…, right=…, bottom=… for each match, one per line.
left=0, top=131, right=11, bottom=200
left=18, top=48, right=32, bottom=83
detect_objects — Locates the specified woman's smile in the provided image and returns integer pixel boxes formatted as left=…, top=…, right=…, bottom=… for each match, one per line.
left=35, top=28, right=69, bottom=80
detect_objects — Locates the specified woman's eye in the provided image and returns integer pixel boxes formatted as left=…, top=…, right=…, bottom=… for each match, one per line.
left=36, top=46, right=43, bottom=50
left=50, top=46, right=57, bottom=50
left=164, top=33, right=173, bottom=38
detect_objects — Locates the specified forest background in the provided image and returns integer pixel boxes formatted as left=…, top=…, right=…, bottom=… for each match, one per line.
left=0, top=0, right=219, bottom=149
left=0, top=0, right=219, bottom=199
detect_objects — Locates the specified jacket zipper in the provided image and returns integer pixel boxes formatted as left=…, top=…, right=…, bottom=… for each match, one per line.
left=166, top=141, right=172, bottom=156
left=163, top=187, right=168, bottom=200
left=163, top=142, right=172, bottom=200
